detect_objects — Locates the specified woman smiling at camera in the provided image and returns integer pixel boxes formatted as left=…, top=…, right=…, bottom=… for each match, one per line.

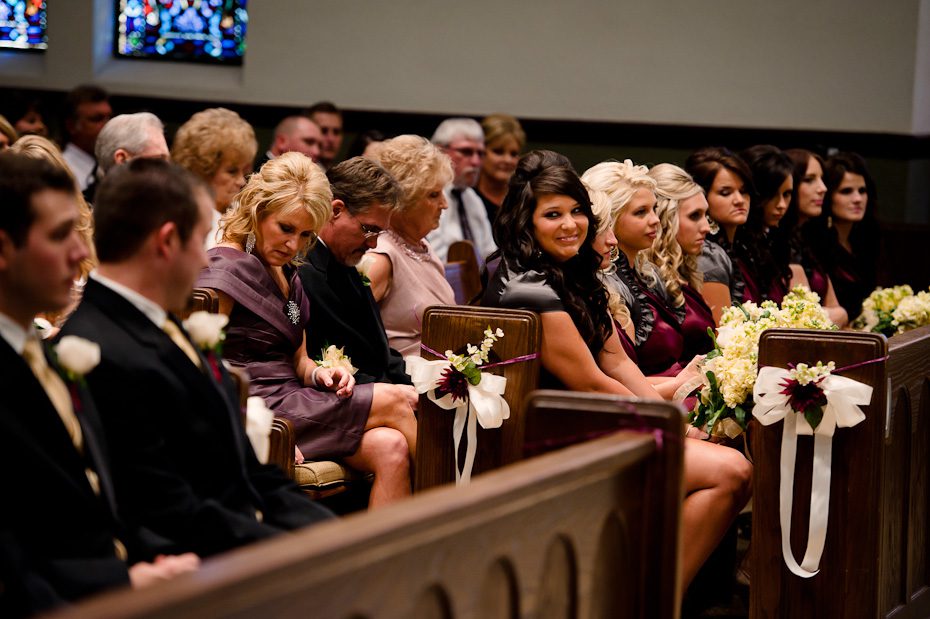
left=196, top=152, right=416, bottom=508
left=482, top=150, right=751, bottom=591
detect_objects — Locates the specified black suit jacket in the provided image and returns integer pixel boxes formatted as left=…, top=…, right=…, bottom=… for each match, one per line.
left=61, top=279, right=331, bottom=558
left=0, top=336, right=134, bottom=615
left=299, top=242, right=412, bottom=385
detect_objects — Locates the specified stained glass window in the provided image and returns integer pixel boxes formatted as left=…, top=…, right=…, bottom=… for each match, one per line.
left=0, top=0, right=47, bottom=51
left=115, top=0, right=247, bottom=65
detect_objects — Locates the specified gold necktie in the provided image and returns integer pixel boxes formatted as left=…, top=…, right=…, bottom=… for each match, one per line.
left=22, top=337, right=100, bottom=495
left=162, top=319, right=203, bottom=369
left=23, top=337, right=83, bottom=451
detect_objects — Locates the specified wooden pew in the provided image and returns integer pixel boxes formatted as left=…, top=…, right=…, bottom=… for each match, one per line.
left=414, top=305, right=541, bottom=490
left=750, top=325, right=930, bottom=619
left=444, top=240, right=482, bottom=305
left=49, top=429, right=683, bottom=619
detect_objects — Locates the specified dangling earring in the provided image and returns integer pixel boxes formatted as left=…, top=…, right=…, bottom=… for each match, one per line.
left=707, top=215, right=720, bottom=235
left=609, top=246, right=620, bottom=262
left=245, top=232, right=256, bottom=254
left=826, top=216, right=833, bottom=229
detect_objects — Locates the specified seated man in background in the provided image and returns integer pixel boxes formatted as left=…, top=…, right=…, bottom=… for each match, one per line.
left=254, top=115, right=323, bottom=171
left=305, top=101, right=343, bottom=170
left=61, top=158, right=332, bottom=559
left=61, top=84, right=112, bottom=192
left=0, top=153, right=198, bottom=617
left=427, top=117, right=497, bottom=264
left=87, top=112, right=170, bottom=203
left=299, top=157, right=414, bottom=388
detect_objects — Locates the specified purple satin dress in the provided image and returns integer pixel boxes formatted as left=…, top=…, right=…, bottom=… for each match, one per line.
left=196, top=247, right=373, bottom=460
left=680, top=284, right=715, bottom=362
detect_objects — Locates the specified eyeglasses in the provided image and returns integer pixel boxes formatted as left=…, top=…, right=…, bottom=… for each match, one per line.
left=449, top=146, right=486, bottom=159
left=358, top=221, right=385, bottom=240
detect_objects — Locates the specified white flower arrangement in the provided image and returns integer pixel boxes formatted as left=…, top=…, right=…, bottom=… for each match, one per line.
left=55, top=335, right=101, bottom=382
left=316, top=345, right=357, bottom=375
left=444, top=326, right=504, bottom=384
left=355, top=253, right=376, bottom=287
left=851, top=285, right=930, bottom=336
left=183, top=311, right=229, bottom=352
left=692, top=286, right=836, bottom=438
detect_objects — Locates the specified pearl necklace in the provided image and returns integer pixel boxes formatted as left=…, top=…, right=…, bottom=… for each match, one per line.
left=389, top=230, right=431, bottom=262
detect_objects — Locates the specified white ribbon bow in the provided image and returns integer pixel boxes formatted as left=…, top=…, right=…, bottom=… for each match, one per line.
left=245, top=396, right=276, bottom=464
left=753, top=367, right=873, bottom=578
left=406, top=356, right=510, bottom=485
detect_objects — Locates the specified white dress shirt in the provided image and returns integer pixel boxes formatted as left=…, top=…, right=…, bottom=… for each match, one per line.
left=62, top=143, right=97, bottom=191
left=426, top=186, right=497, bottom=265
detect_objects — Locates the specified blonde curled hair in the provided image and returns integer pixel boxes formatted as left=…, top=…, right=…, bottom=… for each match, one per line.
left=219, top=152, right=332, bottom=264
left=645, top=163, right=705, bottom=307
left=581, top=159, right=658, bottom=287
left=588, top=184, right=632, bottom=330
left=10, top=135, right=97, bottom=279
left=171, top=107, right=257, bottom=181
left=367, top=135, right=452, bottom=215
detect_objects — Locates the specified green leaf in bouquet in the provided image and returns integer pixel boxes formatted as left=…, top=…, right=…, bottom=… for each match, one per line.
left=804, top=405, right=824, bottom=431
left=738, top=304, right=751, bottom=320
left=733, top=405, right=747, bottom=428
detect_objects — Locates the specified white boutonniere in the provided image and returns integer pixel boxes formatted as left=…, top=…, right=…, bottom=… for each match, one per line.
left=54, top=336, right=101, bottom=383
left=183, top=311, right=229, bottom=353
left=355, top=253, right=375, bottom=287
left=316, top=345, right=357, bottom=375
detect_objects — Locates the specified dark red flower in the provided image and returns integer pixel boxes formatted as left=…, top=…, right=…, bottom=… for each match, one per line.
left=435, top=366, right=469, bottom=403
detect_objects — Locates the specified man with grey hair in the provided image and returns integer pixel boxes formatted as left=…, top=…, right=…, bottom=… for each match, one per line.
left=87, top=112, right=169, bottom=202
left=254, top=115, right=322, bottom=171
left=427, top=117, right=496, bottom=264
left=94, top=112, right=169, bottom=176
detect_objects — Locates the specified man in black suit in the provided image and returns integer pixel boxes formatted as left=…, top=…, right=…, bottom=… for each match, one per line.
left=0, top=154, right=198, bottom=616
left=298, top=157, right=414, bottom=389
left=61, top=159, right=331, bottom=560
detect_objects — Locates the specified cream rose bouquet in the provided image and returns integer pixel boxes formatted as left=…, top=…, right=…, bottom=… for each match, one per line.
left=691, top=286, right=836, bottom=438
left=853, top=285, right=930, bottom=336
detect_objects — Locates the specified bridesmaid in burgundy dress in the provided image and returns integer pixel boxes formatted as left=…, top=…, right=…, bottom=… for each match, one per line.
left=645, top=163, right=716, bottom=363
left=738, top=145, right=795, bottom=304
left=588, top=186, right=696, bottom=399
left=583, top=159, right=691, bottom=377
left=685, top=147, right=757, bottom=319
left=782, top=149, right=850, bottom=326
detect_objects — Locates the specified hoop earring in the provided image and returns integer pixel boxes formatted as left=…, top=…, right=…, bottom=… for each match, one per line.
left=245, top=232, right=256, bottom=254
left=609, top=246, right=620, bottom=262
left=706, top=216, right=720, bottom=235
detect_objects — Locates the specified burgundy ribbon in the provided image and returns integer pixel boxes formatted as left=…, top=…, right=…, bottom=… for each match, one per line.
left=419, top=343, right=539, bottom=367
left=759, top=354, right=889, bottom=376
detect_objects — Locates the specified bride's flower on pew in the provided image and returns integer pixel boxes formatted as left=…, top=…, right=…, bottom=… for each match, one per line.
left=853, top=285, right=914, bottom=335
left=439, top=327, right=504, bottom=399
left=891, top=290, right=930, bottom=334
left=691, top=287, right=835, bottom=439
left=54, top=335, right=101, bottom=383
left=779, top=361, right=835, bottom=431
left=184, top=311, right=229, bottom=353
left=316, top=345, right=357, bottom=375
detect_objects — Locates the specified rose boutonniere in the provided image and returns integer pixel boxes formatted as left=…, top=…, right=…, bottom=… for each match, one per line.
left=183, top=311, right=229, bottom=354
left=54, top=336, right=101, bottom=384
left=316, top=345, right=357, bottom=375
left=355, top=253, right=375, bottom=287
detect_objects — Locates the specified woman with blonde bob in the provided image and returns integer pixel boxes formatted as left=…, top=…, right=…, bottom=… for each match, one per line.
left=172, top=108, right=257, bottom=247
left=645, top=163, right=715, bottom=361
left=197, top=152, right=416, bottom=508
left=11, top=135, right=98, bottom=328
left=477, top=113, right=526, bottom=220
left=366, top=135, right=456, bottom=357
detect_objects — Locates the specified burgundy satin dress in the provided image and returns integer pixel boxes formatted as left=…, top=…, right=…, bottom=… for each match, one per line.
left=680, top=284, right=715, bottom=362
left=635, top=286, right=685, bottom=377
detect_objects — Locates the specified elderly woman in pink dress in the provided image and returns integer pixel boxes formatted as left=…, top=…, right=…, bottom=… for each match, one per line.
left=366, top=135, right=456, bottom=357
